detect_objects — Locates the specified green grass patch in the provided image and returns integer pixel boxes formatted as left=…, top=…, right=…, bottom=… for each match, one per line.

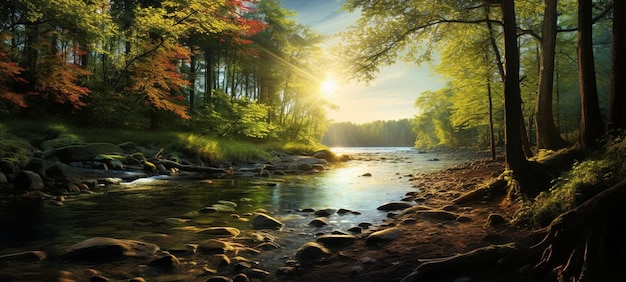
left=1, top=120, right=326, bottom=165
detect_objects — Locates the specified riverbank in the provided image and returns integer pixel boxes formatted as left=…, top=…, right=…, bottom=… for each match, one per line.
left=282, top=157, right=540, bottom=282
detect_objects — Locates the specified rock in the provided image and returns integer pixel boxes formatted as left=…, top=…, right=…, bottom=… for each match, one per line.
left=316, top=234, right=356, bottom=248
left=211, top=254, right=231, bottom=267
left=251, top=213, right=284, bottom=229
left=365, top=227, right=403, bottom=245
left=377, top=202, right=413, bottom=211
left=362, top=172, right=372, bottom=177
left=347, top=226, right=362, bottom=233
left=232, top=273, right=249, bottom=282
left=314, top=208, right=337, bottom=217
left=487, top=213, right=507, bottom=226
left=24, top=158, right=46, bottom=177
left=0, top=158, right=17, bottom=174
left=48, top=143, right=123, bottom=163
left=90, top=275, right=109, bottom=282
left=198, top=239, right=234, bottom=254
left=415, top=210, right=459, bottom=221
left=59, top=237, right=159, bottom=262
left=0, top=251, right=47, bottom=262
left=0, top=172, right=6, bottom=184
left=456, top=215, right=473, bottom=223
left=358, top=222, right=373, bottom=229
left=308, top=217, right=330, bottom=227
left=149, top=254, right=180, bottom=269
left=295, top=242, right=331, bottom=264
left=128, top=277, right=146, bottom=282
left=246, top=268, right=270, bottom=279
left=13, top=170, right=44, bottom=190
left=205, top=276, right=233, bottom=282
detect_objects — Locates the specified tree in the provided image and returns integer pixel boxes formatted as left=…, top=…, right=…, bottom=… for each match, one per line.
left=535, top=0, right=569, bottom=150
left=608, top=0, right=626, bottom=132
left=577, top=0, right=605, bottom=150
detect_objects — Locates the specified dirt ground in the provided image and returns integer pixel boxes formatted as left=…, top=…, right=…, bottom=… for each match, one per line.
left=282, top=157, right=541, bottom=282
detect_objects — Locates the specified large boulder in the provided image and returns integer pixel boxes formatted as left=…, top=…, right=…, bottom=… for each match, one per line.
left=59, top=237, right=159, bottom=262
left=48, top=143, right=123, bottom=163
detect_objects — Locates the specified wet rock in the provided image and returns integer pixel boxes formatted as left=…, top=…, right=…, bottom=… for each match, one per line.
left=246, top=268, right=270, bottom=279
left=59, top=237, right=159, bottom=262
left=0, top=251, right=47, bottom=262
left=255, top=242, right=280, bottom=250
left=314, top=208, right=337, bottom=217
left=197, top=227, right=241, bottom=237
left=251, top=213, right=284, bottom=229
left=415, top=210, right=459, bottom=221
left=128, top=277, right=146, bottom=282
left=199, top=207, right=219, bottom=213
left=198, top=239, right=234, bottom=254
left=316, top=234, right=356, bottom=248
left=377, top=202, right=413, bottom=211
left=358, top=222, right=372, bottom=229
left=211, top=254, right=231, bottom=268
left=362, top=172, right=372, bottom=177
left=149, top=254, right=180, bottom=269
left=347, top=226, right=362, bottom=233
left=295, top=242, right=331, bottom=264
left=14, top=170, right=44, bottom=190
left=25, top=158, right=46, bottom=177
left=276, top=266, right=298, bottom=276
left=308, top=217, right=330, bottom=227
left=0, top=172, right=7, bottom=183
left=365, top=227, right=403, bottom=246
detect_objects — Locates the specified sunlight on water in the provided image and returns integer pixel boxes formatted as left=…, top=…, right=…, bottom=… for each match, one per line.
left=0, top=147, right=480, bottom=280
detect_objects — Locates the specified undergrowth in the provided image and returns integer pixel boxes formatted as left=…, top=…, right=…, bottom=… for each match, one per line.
left=515, top=134, right=626, bottom=227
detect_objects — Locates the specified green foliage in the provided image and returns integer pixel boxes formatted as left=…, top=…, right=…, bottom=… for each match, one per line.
left=191, top=90, right=275, bottom=139
left=515, top=134, right=626, bottom=226
left=322, top=119, right=416, bottom=147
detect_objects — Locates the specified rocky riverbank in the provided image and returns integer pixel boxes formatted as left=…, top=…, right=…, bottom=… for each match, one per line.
left=281, top=157, right=540, bottom=282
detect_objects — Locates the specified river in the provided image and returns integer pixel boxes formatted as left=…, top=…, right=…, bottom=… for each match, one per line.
left=0, top=147, right=480, bottom=281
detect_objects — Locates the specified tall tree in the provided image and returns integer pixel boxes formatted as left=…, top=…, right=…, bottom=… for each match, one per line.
left=608, top=0, right=626, bottom=132
left=577, top=0, right=605, bottom=150
left=535, top=0, right=569, bottom=150
left=500, top=0, right=527, bottom=172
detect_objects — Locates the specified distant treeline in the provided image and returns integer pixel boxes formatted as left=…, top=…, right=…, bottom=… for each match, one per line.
left=322, top=119, right=416, bottom=147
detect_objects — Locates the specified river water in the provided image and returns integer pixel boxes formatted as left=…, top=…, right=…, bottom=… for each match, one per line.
left=0, top=147, right=479, bottom=281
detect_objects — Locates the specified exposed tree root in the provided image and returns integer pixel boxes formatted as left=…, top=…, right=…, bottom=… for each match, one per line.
left=403, top=175, right=626, bottom=282
left=452, top=174, right=508, bottom=204
left=528, top=178, right=626, bottom=281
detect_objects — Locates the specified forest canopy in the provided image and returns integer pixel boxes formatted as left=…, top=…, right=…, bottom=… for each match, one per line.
left=0, top=0, right=335, bottom=143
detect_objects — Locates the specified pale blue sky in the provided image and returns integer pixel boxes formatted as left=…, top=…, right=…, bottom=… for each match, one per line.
left=281, top=0, right=444, bottom=124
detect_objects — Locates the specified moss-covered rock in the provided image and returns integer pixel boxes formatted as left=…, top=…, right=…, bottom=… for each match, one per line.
left=47, top=143, right=123, bottom=163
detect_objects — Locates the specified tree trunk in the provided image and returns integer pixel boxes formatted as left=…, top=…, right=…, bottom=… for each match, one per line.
left=577, top=0, right=605, bottom=150
left=608, top=0, right=626, bottom=132
left=536, top=0, right=569, bottom=150
left=501, top=0, right=527, bottom=173
left=488, top=77, right=496, bottom=160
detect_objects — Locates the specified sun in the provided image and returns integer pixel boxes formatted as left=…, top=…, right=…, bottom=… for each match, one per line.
left=320, top=79, right=338, bottom=98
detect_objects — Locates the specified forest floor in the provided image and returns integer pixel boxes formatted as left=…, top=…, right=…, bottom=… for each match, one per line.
left=282, top=157, right=542, bottom=282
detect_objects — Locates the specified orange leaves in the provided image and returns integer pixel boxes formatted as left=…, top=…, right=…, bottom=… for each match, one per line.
left=126, top=43, right=191, bottom=119
left=35, top=54, right=91, bottom=109
left=0, top=33, right=28, bottom=107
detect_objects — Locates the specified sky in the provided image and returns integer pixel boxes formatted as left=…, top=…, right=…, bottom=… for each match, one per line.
left=281, top=0, right=445, bottom=124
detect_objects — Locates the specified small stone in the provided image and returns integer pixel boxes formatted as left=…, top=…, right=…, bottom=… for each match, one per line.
left=308, top=217, right=330, bottom=227
left=128, top=277, right=146, bottom=282
left=316, top=234, right=356, bottom=248
left=347, top=226, right=362, bottom=233
left=149, top=254, right=180, bottom=269
left=251, top=213, right=284, bottom=229
left=487, top=213, right=507, bottom=226
left=314, top=208, right=337, bottom=217
left=205, top=276, right=232, bottom=282
left=232, top=273, right=249, bottom=282
left=377, top=202, right=413, bottom=211
left=365, top=227, right=403, bottom=246
left=295, top=242, right=331, bottom=264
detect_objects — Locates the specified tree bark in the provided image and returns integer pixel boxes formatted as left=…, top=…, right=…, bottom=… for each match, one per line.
left=536, top=0, right=569, bottom=150
left=501, top=0, right=527, bottom=173
left=577, top=0, right=605, bottom=150
left=608, top=0, right=626, bottom=132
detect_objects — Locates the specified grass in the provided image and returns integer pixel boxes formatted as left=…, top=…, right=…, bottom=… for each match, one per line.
left=0, top=119, right=328, bottom=166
